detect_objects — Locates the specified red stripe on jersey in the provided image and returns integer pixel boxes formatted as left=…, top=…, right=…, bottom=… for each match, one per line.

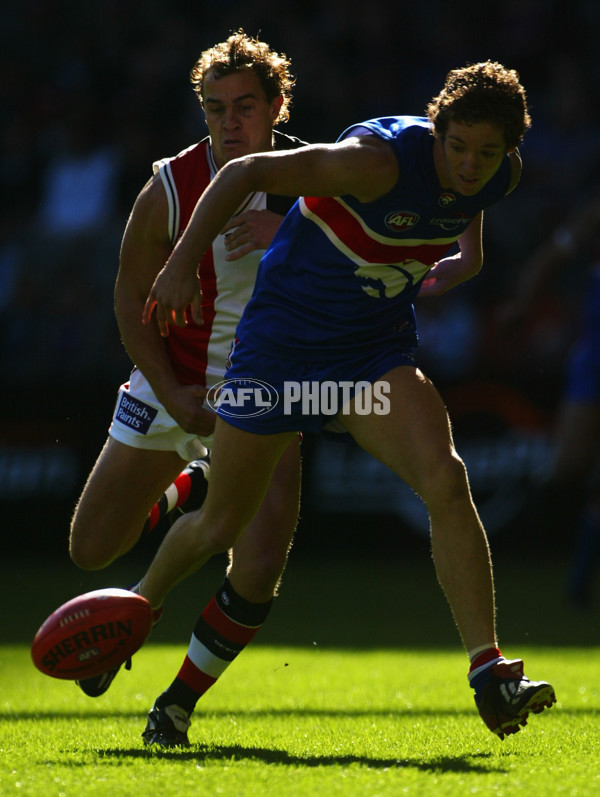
left=164, top=246, right=216, bottom=386
left=163, top=142, right=217, bottom=386
left=177, top=656, right=217, bottom=693
left=202, top=597, right=261, bottom=645
left=303, top=195, right=450, bottom=266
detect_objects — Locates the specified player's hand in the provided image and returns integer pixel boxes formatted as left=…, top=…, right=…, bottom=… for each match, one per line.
left=142, top=257, right=202, bottom=336
left=418, top=256, right=479, bottom=297
left=221, top=209, right=283, bottom=261
left=161, top=384, right=216, bottom=436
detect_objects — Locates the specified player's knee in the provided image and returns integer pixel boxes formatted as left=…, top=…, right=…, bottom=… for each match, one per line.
left=419, top=450, right=470, bottom=507
left=69, top=536, right=110, bottom=571
left=69, top=514, right=118, bottom=570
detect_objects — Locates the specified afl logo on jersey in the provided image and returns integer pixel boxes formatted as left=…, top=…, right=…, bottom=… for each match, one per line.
left=438, top=192, right=456, bottom=207
left=385, top=210, right=420, bottom=232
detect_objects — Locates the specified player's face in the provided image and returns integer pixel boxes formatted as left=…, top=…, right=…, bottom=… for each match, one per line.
left=202, top=69, right=283, bottom=168
left=434, top=120, right=509, bottom=196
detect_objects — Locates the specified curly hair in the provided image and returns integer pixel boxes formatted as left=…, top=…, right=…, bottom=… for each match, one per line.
left=190, top=29, right=295, bottom=124
left=427, top=61, right=531, bottom=150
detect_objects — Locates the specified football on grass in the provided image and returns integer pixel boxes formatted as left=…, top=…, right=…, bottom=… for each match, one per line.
left=31, top=588, right=153, bottom=680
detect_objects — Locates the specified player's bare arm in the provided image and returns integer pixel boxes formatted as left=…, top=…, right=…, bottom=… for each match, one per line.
left=232, top=136, right=399, bottom=203
left=116, top=175, right=177, bottom=389
left=143, top=137, right=399, bottom=335
left=418, top=212, right=483, bottom=297
left=116, top=175, right=213, bottom=435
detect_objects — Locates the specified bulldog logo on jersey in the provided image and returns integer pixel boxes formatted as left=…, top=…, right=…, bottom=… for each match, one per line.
left=385, top=210, right=419, bottom=232
left=438, top=192, right=456, bottom=207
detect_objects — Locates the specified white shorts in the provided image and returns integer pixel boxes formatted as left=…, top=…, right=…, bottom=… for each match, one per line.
left=108, top=368, right=210, bottom=461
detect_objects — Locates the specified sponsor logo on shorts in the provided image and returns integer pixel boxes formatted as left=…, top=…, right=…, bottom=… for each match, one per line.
left=206, top=379, right=391, bottom=417
left=115, top=393, right=158, bottom=434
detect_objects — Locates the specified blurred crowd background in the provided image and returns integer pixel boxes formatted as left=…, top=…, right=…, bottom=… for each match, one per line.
left=1, top=1, right=599, bottom=556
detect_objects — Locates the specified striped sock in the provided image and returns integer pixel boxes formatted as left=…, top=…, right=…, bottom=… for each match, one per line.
left=468, top=645, right=504, bottom=697
left=155, top=578, right=272, bottom=715
left=143, top=458, right=210, bottom=534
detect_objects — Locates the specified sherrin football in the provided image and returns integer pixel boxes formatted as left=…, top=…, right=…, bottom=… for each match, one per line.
left=31, top=588, right=153, bottom=680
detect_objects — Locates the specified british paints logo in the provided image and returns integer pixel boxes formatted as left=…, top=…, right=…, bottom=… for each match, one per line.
left=385, top=210, right=419, bottom=232
left=114, top=393, right=158, bottom=434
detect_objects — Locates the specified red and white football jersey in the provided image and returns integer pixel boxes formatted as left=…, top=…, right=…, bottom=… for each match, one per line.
left=153, top=132, right=304, bottom=388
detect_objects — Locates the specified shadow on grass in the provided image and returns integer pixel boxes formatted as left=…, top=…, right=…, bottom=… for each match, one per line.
left=2, top=705, right=580, bottom=722
left=0, top=707, right=527, bottom=721
left=95, top=744, right=502, bottom=774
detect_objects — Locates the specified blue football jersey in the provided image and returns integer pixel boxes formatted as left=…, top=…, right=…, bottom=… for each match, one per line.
left=236, top=116, right=512, bottom=359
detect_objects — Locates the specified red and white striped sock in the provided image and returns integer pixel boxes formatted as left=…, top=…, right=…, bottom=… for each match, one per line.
left=155, top=578, right=272, bottom=714
left=144, top=458, right=210, bottom=534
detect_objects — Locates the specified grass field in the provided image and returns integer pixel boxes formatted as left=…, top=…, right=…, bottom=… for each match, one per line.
left=2, top=554, right=599, bottom=795
left=2, top=645, right=599, bottom=796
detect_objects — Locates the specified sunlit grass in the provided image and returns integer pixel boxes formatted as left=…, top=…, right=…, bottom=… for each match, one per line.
left=2, top=645, right=598, bottom=796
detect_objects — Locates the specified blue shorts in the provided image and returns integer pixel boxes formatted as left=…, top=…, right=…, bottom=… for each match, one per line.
left=215, top=337, right=418, bottom=434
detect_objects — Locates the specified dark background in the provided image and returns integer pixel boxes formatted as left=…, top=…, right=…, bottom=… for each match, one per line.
left=1, top=1, right=599, bottom=640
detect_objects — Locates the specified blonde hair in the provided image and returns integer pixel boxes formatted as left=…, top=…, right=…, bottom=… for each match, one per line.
left=190, top=29, right=295, bottom=124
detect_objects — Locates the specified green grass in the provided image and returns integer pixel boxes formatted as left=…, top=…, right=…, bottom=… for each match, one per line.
left=2, top=553, right=600, bottom=795
left=1, top=645, right=599, bottom=796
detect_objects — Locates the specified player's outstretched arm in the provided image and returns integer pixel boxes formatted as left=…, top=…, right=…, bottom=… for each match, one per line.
left=142, top=137, right=399, bottom=335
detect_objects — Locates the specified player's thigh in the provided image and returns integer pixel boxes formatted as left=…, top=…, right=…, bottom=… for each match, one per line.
left=339, top=365, right=459, bottom=497
left=202, top=418, right=297, bottom=534
left=71, top=437, right=187, bottom=539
